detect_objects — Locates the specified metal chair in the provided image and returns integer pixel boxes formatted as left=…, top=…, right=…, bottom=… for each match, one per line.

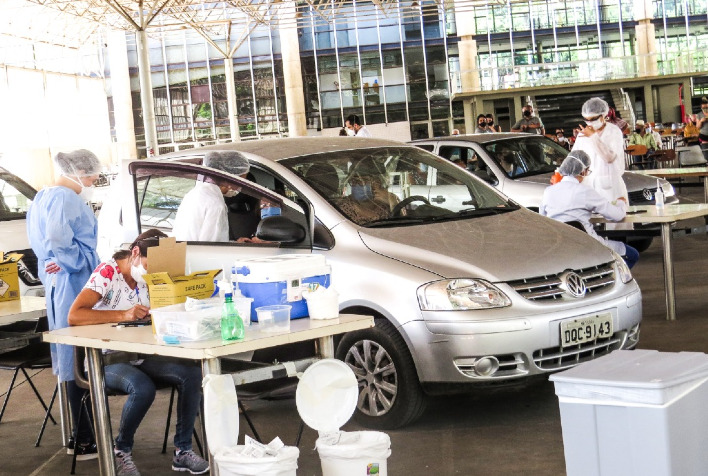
left=71, top=347, right=203, bottom=474
left=0, top=316, right=57, bottom=447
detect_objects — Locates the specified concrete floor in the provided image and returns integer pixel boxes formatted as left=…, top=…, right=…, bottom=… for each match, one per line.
left=3, top=184, right=708, bottom=476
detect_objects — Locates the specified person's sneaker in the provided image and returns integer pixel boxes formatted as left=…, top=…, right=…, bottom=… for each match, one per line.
left=172, top=449, right=209, bottom=474
left=74, top=442, right=98, bottom=461
left=66, top=437, right=75, bottom=455
left=115, top=450, right=141, bottom=476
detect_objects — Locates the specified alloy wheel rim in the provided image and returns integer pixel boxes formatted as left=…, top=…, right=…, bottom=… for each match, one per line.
left=344, top=339, right=398, bottom=417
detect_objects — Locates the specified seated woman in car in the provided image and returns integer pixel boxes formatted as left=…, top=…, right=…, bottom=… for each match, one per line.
left=336, top=160, right=401, bottom=224
left=68, top=229, right=208, bottom=476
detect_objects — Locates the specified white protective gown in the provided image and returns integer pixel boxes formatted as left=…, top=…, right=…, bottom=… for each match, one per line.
left=570, top=122, right=628, bottom=203
left=173, top=181, right=229, bottom=242
left=540, top=176, right=627, bottom=255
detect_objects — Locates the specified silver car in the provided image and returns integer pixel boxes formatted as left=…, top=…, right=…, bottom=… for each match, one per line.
left=99, top=138, right=642, bottom=429
left=411, top=134, right=677, bottom=251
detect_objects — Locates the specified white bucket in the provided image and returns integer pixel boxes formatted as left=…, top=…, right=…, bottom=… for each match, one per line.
left=316, top=431, right=391, bottom=476
left=213, top=446, right=300, bottom=476
left=303, top=288, right=339, bottom=320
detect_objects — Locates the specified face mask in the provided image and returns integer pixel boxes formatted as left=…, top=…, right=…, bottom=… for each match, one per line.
left=260, top=206, right=281, bottom=219
left=586, top=119, right=603, bottom=129
left=351, top=183, right=373, bottom=201
left=635, top=128, right=642, bottom=133
left=223, top=188, right=240, bottom=198
left=346, top=128, right=356, bottom=137
left=478, top=123, right=485, bottom=127
left=65, top=175, right=95, bottom=202
left=487, top=121, right=493, bottom=126
left=523, top=110, right=531, bottom=117
left=130, top=258, right=147, bottom=285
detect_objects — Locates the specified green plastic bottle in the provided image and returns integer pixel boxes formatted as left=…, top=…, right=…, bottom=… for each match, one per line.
left=221, top=293, right=244, bottom=340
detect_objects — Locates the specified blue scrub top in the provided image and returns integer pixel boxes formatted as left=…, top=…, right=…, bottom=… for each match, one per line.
left=27, top=186, right=99, bottom=382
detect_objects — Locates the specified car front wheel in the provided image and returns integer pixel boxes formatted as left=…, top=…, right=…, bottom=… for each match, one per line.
left=336, top=318, right=426, bottom=430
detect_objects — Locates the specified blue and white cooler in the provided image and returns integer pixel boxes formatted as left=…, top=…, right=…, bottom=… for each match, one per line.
left=234, top=254, right=331, bottom=322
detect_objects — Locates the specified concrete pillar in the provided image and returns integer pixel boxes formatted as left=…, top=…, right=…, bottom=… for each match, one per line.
left=633, top=0, right=658, bottom=77
left=136, top=30, right=158, bottom=157
left=224, top=59, right=241, bottom=142
left=513, top=95, right=523, bottom=122
left=454, top=4, right=479, bottom=94
left=682, top=79, right=692, bottom=121
left=463, top=100, right=474, bottom=135
left=279, top=2, right=307, bottom=137
left=644, top=84, right=655, bottom=123
left=107, top=31, right=138, bottom=161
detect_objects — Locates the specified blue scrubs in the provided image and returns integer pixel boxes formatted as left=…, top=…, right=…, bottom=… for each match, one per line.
left=27, top=186, right=99, bottom=382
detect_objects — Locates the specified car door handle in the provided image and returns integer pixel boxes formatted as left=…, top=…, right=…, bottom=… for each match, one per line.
left=431, top=196, right=445, bottom=203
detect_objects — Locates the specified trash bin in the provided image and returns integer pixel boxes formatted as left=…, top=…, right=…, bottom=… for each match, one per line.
left=296, top=359, right=392, bottom=476
left=550, top=349, right=708, bottom=476
left=203, top=374, right=300, bottom=476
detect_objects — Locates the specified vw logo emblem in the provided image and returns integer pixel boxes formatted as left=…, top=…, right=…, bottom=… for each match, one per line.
left=559, top=271, right=587, bottom=298
left=643, top=188, right=654, bottom=201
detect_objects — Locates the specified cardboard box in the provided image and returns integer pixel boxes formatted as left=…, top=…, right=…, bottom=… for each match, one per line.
left=142, top=237, right=220, bottom=309
left=0, top=252, right=23, bottom=302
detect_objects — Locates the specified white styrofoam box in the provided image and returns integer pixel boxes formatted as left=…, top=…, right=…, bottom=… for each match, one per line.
left=550, top=349, right=708, bottom=476
left=151, top=301, right=221, bottom=342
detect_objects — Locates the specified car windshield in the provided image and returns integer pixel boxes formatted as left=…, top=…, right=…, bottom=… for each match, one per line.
left=280, top=146, right=516, bottom=227
left=0, top=169, right=36, bottom=221
left=482, top=136, right=566, bottom=178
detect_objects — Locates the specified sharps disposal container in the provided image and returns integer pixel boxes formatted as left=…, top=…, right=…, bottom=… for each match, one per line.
left=234, top=254, right=331, bottom=322
left=550, top=349, right=708, bottom=476
left=296, top=359, right=392, bottom=476
left=203, top=374, right=299, bottom=476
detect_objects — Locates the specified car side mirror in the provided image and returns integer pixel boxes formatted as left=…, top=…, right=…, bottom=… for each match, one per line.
left=255, top=215, right=306, bottom=243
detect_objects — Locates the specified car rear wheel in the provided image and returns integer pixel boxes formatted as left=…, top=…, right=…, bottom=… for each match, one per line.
left=335, top=318, right=426, bottom=430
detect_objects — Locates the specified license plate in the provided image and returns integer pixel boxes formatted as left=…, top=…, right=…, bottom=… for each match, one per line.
left=560, top=313, right=613, bottom=348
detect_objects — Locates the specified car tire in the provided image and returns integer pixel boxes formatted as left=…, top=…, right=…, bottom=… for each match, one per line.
left=335, top=318, right=427, bottom=430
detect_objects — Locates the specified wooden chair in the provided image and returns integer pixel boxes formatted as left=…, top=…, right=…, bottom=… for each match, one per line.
left=653, top=149, right=677, bottom=168
left=625, top=144, right=651, bottom=169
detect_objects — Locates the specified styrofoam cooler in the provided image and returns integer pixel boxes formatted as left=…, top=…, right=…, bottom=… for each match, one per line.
left=550, top=349, right=708, bottom=476
left=317, top=431, right=390, bottom=476
left=203, top=374, right=299, bottom=476
left=296, top=359, right=392, bottom=476
left=234, top=254, right=331, bottom=322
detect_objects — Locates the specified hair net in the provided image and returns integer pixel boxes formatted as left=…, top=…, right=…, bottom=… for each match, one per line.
left=54, top=149, right=101, bottom=177
left=581, top=98, right=609, bottom=118
left=203, top=151, right=250, bottom=176
left=559, top=150, right=591, bottom=176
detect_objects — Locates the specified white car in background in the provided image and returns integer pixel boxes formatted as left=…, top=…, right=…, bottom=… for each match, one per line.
left=0, top=166, right=43, bottom=296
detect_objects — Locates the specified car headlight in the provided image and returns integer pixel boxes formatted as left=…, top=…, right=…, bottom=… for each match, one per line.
left=417, top=279, right=511, bottom=310
left=613, top=251, right=633, bottom=284
left=662, top=181, right=675, bottom=197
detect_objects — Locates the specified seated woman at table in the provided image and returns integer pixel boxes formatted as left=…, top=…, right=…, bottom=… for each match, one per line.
left=540, top=151, right=639, bottom=269
left=68, top=229, right=208, bottom=476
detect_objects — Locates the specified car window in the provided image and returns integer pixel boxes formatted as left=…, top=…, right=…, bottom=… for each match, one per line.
left=482, top=136, right=564, bottom=178
left=280, top=146, right=516, bottom=227
left=130, top=163, right=310, bottom=248
left=415, top=144, right=434, bottom=152
left=0, top=170, right=35, bottom=221
left=439, top=145, right=479, bottom=170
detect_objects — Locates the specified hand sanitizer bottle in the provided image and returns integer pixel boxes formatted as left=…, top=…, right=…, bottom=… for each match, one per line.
left=655, top=180, right=665, bottom=209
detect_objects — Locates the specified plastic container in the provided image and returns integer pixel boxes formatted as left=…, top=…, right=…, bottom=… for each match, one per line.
left=210, top=446, right=299, bottom=476
left=295, top=359, right=391, bottom=476
left=317, top=432, right=391, bottom=476
left=550, top=349, right=708, bottom=476
left=303, top=288, right=339, bottom=320
left=233, top=296, right=254, bottom=326
left=151, top=301, right=221, bottom=342
left=234, top=255, right=331, bottom=322
left=655, top=179, right=665, bottom=208
left=255, top=305, right=291, bottom=333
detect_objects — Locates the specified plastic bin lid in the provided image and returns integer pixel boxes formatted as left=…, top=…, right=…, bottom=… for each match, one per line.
left=550, top=350, right=708, bottom=405
left=296, top=359, right=358, bottom=433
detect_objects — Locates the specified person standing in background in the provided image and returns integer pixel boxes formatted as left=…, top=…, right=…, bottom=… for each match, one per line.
left=26, top=149, right=103, bottom=460
left=511, top=105, right=545, bottom=135
left=698, top=96, right=708, bottom=144
left=607, top=107, right=630, bottom=136
left=486, top=113, right=502, bottom=132
left=475, top=114, right=493, bottom=133
left=345, top=114, right=372, bottom=137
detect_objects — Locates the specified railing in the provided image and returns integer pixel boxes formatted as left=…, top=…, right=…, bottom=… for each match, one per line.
left=451, top=52, right=708, bottom=94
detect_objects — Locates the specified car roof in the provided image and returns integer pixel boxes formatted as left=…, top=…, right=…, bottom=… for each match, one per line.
left=410, top=133, right=534, bottom=145
left=157, top=137, right=410, bottom=162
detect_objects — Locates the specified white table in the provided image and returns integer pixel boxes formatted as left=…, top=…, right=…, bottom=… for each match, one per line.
left=0, top=295, right=46, bottom=325
left=637, top=167, right=708, bottom=203
left=592, top=204, right=708, bottom=321
left=43, top=314, right=374, bottom=476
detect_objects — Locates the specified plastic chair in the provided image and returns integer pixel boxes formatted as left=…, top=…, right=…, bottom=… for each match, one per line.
left=677, top=145, right=708, bottom=167
left=71, top=347, right=203, bottom=474
left=0, top=317, right=57, bottom=447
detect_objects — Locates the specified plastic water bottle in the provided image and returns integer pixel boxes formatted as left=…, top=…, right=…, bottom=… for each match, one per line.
left=221, top=293, right=244, bottom=341
left=655, top=179, right=665, bottom=209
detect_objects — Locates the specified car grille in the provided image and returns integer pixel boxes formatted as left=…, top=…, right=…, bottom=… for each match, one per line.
left=628, top=187, right=658, bottom=205
left=533, top=324, right=639, bottom=371
left=507, top=262, right=615, bottom=301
